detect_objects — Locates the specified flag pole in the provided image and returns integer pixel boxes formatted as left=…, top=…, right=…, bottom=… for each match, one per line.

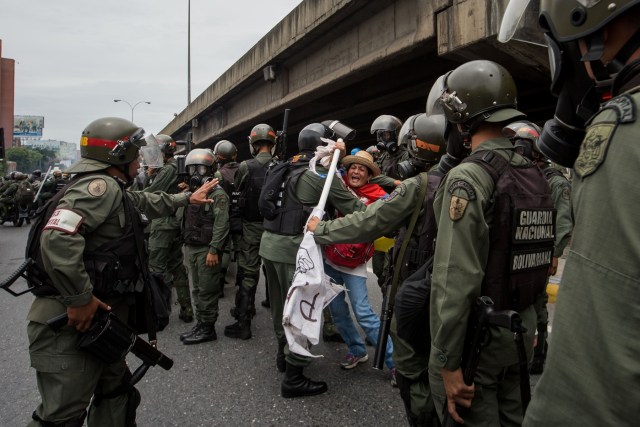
left=312, top=146, right=342, bottom=218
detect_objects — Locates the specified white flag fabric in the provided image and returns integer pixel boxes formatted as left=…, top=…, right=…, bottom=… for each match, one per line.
left=282, top=231, right=345, bottom=357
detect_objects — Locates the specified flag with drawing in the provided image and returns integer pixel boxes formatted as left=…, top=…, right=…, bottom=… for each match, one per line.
left=282, top=143, right=345, bottom=357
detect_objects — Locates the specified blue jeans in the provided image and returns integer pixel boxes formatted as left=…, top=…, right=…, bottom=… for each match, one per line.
left=325, top=262, right=394, bottom=369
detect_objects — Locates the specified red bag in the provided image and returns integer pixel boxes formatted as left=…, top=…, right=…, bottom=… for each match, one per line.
left=324, top=242, right=375, bottom=269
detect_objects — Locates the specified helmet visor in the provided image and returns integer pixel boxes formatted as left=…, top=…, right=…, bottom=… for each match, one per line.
left=498, top=0, right=531, bottom=42
left=139, top=134, right=165, bottom=168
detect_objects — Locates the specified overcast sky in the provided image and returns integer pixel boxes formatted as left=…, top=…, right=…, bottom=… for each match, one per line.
left=1, top=0, right=302, bottom=146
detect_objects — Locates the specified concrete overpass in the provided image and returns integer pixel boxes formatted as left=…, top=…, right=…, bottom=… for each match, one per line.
left=161, top=0, right=553, bottom=159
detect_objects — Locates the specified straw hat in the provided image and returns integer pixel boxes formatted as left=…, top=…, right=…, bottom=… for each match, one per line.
left=342, top=150, right=381, bottom=177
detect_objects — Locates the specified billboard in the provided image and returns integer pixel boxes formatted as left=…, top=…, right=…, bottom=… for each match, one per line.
left=14, top=115, right=44, bottom=137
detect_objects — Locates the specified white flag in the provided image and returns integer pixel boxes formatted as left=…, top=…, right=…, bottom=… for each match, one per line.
left=283, top=232, right=344, bottom=357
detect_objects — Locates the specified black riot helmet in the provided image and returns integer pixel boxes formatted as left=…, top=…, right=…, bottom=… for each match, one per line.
left=214, top=140, right=238, bottom=163
left=371, top=115, right=402, bottom=154
left=397, top=114, right=447, bottom=179
left=297, top=123, right=334, bottom=153
left=503, top=121, right=545, bottom=162
left=155, top=134, right=178, bottom=158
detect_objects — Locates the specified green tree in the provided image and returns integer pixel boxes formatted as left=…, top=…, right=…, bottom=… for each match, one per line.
left=6, top=147, right=43, bottom=172
left=32, top=147, right=60, bottom=170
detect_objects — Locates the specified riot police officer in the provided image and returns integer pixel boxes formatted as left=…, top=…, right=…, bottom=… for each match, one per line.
left=224, top=125, right=276, bottom=340
left=372, top=114, right=409, bottom=181
left=500, top=2, right=640, bottom=425
left=429, top=60, right=551, bottom=425
left=26, top=117, right=215, bottom=426
left=259, top=123, right=365, bottom=398
left=213, top=140, right=241, bottom=299
left=179, top=148, right=229, bottom=345
left=143, top=134, right=194, bottom=324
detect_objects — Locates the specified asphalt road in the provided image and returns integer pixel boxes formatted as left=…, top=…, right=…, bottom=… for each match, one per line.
left=0, top=223, right=407, bottom=426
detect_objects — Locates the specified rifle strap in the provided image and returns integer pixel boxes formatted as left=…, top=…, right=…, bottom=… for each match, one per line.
left=388, top=172, right=429, bottom=305
left=122, top=191, right=158, bottom=344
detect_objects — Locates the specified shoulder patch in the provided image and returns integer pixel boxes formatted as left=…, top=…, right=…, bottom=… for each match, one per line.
left=561, top=185, right=571, bottom=201
left=87, top=178, right=108, bottom=197
left=385, top=183, right=406, bottom=203
left=449, top=196, right=469, bottom=221
left=447, top=179, right=476, bottom=201
left=43, top=208, right=84, bottom=234
left=574, top=123, right=615, bottom=178
left=602, top=94, right=636, bottom=123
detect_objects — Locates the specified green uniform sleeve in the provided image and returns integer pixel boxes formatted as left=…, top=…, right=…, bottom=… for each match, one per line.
left=370, top=173, right=398, bottom=190
left=297, top=168, right=365, bottom=215
left=208, top=188, right=230, bottom=253
left=313, top=177, right=421, bottom=244
left=429, top=163, right=493, bottom=371
left=549, top=175, right=572, bottom=257
left=127, top=190, right=187, bottom=219
left=40, top=176, right=123, bottom=307
left=143, top=162, right=177, bottom=193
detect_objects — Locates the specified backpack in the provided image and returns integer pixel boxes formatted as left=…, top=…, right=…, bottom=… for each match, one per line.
left=258, top=160, right=291, bottom=221
left=16, top=180, right=34, bottom=204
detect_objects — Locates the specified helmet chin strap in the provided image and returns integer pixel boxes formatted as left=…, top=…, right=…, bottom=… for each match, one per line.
left=116, top=164, right=134, bottom=188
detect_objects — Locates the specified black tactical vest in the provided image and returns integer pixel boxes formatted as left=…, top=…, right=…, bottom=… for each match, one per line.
left=262, top=161, right=313, bottom=236
left=463, top=150, right=556, bottom=311
left=238, top=158, right=271, bottom=222
left=218, top=162, right=242, bottom=234
left=183, top=203, right=215, bottom=246
left=393, top=170, right=444, bottom=282
left=27, top=175, right=142, bottom=299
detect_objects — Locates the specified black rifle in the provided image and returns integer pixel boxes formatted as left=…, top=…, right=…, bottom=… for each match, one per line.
left=47, top=310, right=173, bottom=386
left=442, top=296, right=527, bottom=427
left=275, top=109, right=291, bottom=162
left=1, top=258, right=37, bottom=296
left=373, top=248, right=394, bottom=369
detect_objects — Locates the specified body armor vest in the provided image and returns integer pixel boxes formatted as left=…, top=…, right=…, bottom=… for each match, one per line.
left=218, top=162, right=242, bottom=234
left=183, top=202, right=214, bottom=246
left=238, top=158, right=271, bottom=222
left=27, top=175, right=143, bottom=299
left=463, top=150, right=556, bottom=311
left=393, top=171, right=444, bottom=282
left=262, top=161, right=312, bottom=236
left=380, top=152, right=402, bottom=180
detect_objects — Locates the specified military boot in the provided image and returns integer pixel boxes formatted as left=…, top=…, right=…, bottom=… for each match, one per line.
left=281, top=363, right=328, bottom=398
left=179, top=322, right=202, bottom=342
left=224, top=287, right=252, bottom=340
left=182, top=322, right=216, bottom=345
left=176, top=286, right=194, bottom=323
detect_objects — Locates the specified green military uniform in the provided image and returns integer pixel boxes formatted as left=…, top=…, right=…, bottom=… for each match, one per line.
left=184, top=186, right=229, bottom=326
left=259, top=163, right=364, bottom=367
left=214, top=163, right=241, bottom=295
left=27, top=171, right=190, bottom=426
left=0, top=180, right=18, bottom=217
left=314, top=173, right=437, bottom=424
left=429, top=138, right=536, bottom=427
left=523, top=81, right=640, bottom=426
left=143, top=158, right=192, bottom=321
left=236, top=152, right=271, bottom=296
left=35, top=177, right=58, bottom=209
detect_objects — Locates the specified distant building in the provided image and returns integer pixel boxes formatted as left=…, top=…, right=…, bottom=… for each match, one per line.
left=0, top=39, right=16, bottom=158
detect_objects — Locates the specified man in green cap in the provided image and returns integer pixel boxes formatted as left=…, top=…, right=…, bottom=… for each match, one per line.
left=25, top=116, right=216, bottom=427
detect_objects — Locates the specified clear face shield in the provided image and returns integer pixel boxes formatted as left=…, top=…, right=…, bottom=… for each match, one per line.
left=139, top=134, right=165, bottom=168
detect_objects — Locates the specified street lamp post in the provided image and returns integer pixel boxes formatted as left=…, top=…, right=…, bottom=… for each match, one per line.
left=113, top=99, right=151, bottom=122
